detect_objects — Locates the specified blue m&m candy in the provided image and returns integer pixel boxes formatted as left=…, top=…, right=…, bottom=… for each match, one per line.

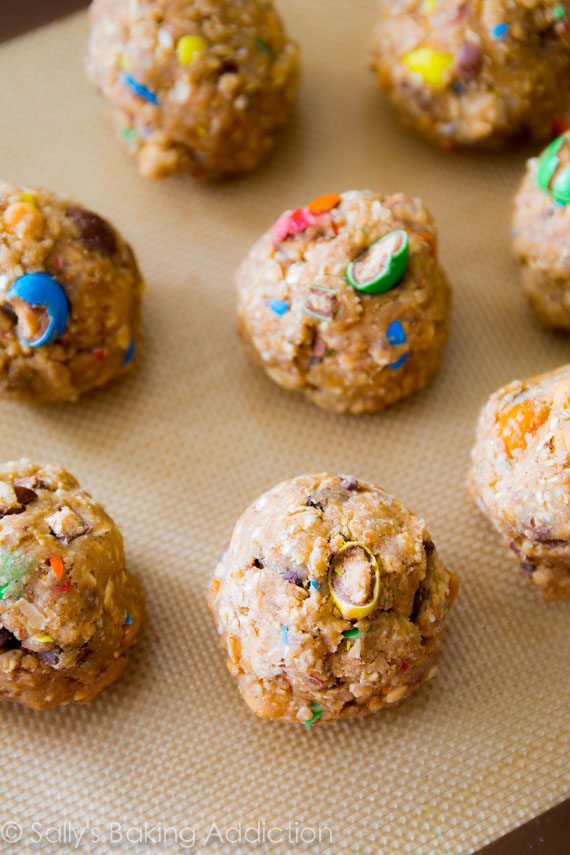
left=386, top=320, right=409, bottom=370
left=122, top=338, right=136, bottom=366
left=6, top=273, right=70, bottom=348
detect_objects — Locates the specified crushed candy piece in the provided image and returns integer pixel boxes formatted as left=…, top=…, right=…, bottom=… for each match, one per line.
left=341, top=628, right=361, bottom=639
left=346, top=229, right=409, bottom=295
left=497, top=398, right=549, bottom=458
left=48, top=555, right=65, bottom=580
left=122, top=72, right=159, bottom=105
left=0, top=549, right=36, bottom=600
left=329, top=542, right=380, bottom=620
left=122, top=338, right=136, bottom=366
left=386, top=319, right=409, bottom=370
left=307, top=193, right=341, bottom=215
left=254, top=37, right=273, bottom=56
left=6, top=272, right=69, bottom=348
left=271, top=207, right=317, bottom=244
left=302, top=285, right=339, bottom=322
left=304, top=702, right=324, bottom=727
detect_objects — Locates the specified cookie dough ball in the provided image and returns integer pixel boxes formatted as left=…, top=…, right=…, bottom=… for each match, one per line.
left=208, top=473, right=458, bottom=725
left=87, top=0, right=299, bottom=180
left=236, top=189, right=450, bottom=414
left=0, top=460, right=144, bottom=709
left=470, top=366, right=570, bottom=601
left=370, top=1, right=570, bottom=148
left=513, top=132, right=570, bottom=329
left=0, top=184, right=142, bottom=403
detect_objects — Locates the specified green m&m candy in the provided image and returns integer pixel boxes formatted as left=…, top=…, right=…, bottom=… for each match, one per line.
left=537, top=135, right=570, bottom=205
left=346, top=229, right=409, bottom=294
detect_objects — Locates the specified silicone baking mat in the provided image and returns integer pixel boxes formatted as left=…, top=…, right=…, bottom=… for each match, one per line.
left=0, top=4, right=568, bottom=853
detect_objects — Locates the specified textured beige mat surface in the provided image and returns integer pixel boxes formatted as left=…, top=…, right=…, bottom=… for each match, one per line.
left=0, top=4, right=568, bottom=853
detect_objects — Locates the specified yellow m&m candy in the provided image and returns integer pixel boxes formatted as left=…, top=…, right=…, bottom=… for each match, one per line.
left=403, top=47, right=453, bottom=87
left=177, top=34, right=206, bottom=66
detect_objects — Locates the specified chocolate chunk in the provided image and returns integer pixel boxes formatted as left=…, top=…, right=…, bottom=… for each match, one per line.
left=1, top=303, right=17, bottom=324
left=0, top=627, right=20, bottom=651
left=306, top=495, right=325, bottom=511
left=411, top=585, right=428, bottom=622
left=310, top=336, right=328, bottom=365
left=457, top=42, right=482, bottom=75
left=67, top=207, right=118, bottom=256
left=40, top=648, right=61, bottom=668
left=13, top=485, right=37, bottom=505
left=423, top=538, right=435, bottom=558
left=520, top=562, right=536, bottom=576
left=340, top=476, right=359, bottom=491
left=279, top=564, right=307, bottom=586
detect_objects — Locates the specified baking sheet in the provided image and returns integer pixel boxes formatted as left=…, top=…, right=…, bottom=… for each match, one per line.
left=0, top=4, right=568, bottom=853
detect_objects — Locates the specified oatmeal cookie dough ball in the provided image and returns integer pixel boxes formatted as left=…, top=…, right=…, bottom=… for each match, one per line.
left=236, top=189, right=450, bottom=414
left=513, top=132, right=570, bottom=329
left=470, top=366, right=570, bottom=601
left=87, top=0, right=299, bottom=180
left=0, top=183, right=142, bottom=403
left=208, top=473, right=458, bottom=725
left=370, top=1, right=570, bottom=149
left=0, top=460, right=144, bottom=709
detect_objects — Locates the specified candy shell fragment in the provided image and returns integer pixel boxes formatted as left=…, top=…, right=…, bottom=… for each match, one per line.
left=346, top=230, right=409, bottom=294
left=6, top=273, right=69, bottom=348
left=328, top=541, right=381, bottom=620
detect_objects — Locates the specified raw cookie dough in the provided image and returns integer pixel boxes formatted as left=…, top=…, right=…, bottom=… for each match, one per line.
left=87, top=0, right=299, bottom=180
left=513, top=132, right=570, bottom=329
left=0, top=460, right=144, bottom=709
left=236, top=189, right=451, bottom=414
left=469, top=366, right=570, bottom=601
left=208, top=473, right=458, bottom=725
left=0, top=183, right=142, bottom=403
left=370, top=1, right=570, bottom=149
